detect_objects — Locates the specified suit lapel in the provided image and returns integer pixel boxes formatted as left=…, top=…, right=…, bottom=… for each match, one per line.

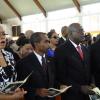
left=30, top=53, right=47, bottom=78
left=67, top=40, right=83, bottom=61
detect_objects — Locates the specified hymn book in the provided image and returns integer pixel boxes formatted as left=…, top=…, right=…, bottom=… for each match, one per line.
left=48, top=85, right=71, bottom=97
left=0, top=71, right=33, bottom=93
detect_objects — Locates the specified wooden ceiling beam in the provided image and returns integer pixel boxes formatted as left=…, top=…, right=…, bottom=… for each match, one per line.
left=72, top=0, right=80, bottom=12
left=33, top=0, right=47, bottom=17
left=0, top=18, right=2, bottom=24
left=4, top=0, right=22, bottom=20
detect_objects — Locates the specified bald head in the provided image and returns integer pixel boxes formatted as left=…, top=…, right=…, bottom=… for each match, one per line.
left=68, top=23, right=84, bottom=44
left=25, top=30, right=34, bottom=39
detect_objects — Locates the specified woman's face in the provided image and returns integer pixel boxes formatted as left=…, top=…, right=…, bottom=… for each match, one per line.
left=0, top=27, right=6, bottom=49
left=20, top=44, right=33, bottom=58
left=50, top=32, right=59, bottom=45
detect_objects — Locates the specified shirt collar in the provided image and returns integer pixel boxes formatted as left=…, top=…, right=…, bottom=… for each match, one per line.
left=62, top=36, right=66, bottom=41
left=69, top=39, right=81, bottom=48
left=34, top=51, right=45, bottom=65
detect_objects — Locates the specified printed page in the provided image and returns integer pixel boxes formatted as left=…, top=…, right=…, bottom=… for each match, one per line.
left=1, top=71, right=33, bottom=93
left=48, top=85, right=71, bottom=97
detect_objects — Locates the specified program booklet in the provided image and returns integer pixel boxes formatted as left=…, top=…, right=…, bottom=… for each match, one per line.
left=48, top=85, right=72, bottom=97
left=92, top=87, right=100, bottom=96
left=89, top=94, right=100, bottom=100
left=0, top=71, right=33, bottom=93
left=89, top=87, right=100, bottom=100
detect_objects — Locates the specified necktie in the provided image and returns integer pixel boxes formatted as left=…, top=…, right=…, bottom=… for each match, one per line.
left=76, top=46, right=83, bottom=60
left=41, top=56, right=47, bottom=72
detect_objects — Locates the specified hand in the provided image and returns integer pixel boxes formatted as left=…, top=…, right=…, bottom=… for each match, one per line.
left=81, top=85, right=95, bottom=95
left=12, top=88, right=27, bottom=99
left=60, top=85, right=67, bottom=89
left=36, top=88, right=49, bottom=97
left=90, top=84, right=96, bottom=88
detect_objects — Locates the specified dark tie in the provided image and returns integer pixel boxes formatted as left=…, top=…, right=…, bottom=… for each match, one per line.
left=76, top=46, right=83, bottom=60
left=41, top=56, right=47, bottom=72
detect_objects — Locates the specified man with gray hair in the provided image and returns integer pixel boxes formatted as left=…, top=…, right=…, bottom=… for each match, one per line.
left=25, top=30, right=34, bottom=39
left=55, top=23, right=94, bottom=100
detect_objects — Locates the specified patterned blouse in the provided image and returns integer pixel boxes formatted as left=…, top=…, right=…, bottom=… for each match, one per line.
left=0, top=49, right=17, bottom=91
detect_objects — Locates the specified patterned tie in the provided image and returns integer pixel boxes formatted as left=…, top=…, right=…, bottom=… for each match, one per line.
left=76, top=45, right=83, bottom=60
left=41, top=56, right=47, bottom=72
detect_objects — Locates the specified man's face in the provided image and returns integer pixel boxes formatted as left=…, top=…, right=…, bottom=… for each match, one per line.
left=63, top=28, right=68, bottom=38
left=72, top=24, right=85, bottom=43
left=38, top=35, right=50, bottom=53
left=0, top=27, right=6, bottom=49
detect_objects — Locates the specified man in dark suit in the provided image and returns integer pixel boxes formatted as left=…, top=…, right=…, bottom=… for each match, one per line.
left=16, top=32, right=55, bottom=100
left=58, top=26, right=68, bottom=45
left=55, top=23, right=94, bottom=100
left=91, top=38, right=100, bottom=88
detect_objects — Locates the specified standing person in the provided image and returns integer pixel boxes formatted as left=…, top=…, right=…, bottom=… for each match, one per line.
left=16, top=32, right=55, bottom=100
left=25, top=30, right=34, bottom=39
left=91, top=38, right=100, bottom=88
left=0, top=25, right=26, bottom=99
left=47, top=31, right=59, bottom=58
left=58, top=26, right=68, bottom=45
left=55, top=23, right=94, bottom=100
left=17, top=38, right=33, bottom=58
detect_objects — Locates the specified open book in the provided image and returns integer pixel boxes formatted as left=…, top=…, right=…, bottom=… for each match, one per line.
left=0, top=71, right=33, bottom=93
left=89, top=87, right=100, bottom=100
left=48, top=85, right=72, bottom=97
left=92, top=87, right=100, bottom=96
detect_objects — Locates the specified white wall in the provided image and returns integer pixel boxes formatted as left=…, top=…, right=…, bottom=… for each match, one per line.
left=3, top=17, right=21, bottom=36
left=2, top=2, right=100, bottom=37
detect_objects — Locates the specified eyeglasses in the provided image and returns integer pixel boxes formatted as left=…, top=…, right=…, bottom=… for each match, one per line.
left=52, top=36, right=59, bottom=39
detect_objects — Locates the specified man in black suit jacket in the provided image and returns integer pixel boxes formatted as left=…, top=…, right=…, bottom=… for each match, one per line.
left=16, top=32, right=55, bottom=100
left=58, top=26, right=68, bottom=45
left=91, top=39, right=100, bottom=88
left=55, top=23, right=94, bottom=100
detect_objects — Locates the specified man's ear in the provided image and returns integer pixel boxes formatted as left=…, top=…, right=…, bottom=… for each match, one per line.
left=34, top=42, right=40, bottom=47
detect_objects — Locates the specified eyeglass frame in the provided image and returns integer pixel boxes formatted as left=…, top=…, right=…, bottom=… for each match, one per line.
left=51, top=36, right=59, bottom=39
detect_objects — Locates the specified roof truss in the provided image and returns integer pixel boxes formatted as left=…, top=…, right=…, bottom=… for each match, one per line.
left=4, top=0, right=22, bottom=20
left=33, top=0, right=47, bottom=17
left=72, top=0, right=80, bottom=12
left=0, top=18, right=2, bottom=24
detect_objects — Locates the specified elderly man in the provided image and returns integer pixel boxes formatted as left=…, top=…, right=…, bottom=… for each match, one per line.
left=55, top=23, right=94, bottom=100
left=58, top=26, right=69, bottom=45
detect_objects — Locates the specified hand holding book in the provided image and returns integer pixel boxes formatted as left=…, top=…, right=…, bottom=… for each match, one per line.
left=47, top=85, right=72, bottom=97
left=91, top=87, right=100, bottom=96
left=0, top=71, right=33, bottom=93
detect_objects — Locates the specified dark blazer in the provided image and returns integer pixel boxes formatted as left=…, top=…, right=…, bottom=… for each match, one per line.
left=16, top=52, right=55, bottom=100
left=58, top=37, right=66, bottom=45
left=90, top=39, right=100, bottom=88
left=55, top=40, right=91, bottom=100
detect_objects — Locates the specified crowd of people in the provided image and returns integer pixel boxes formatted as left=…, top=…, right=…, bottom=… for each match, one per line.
left=0, top=23, right=100, bottom=100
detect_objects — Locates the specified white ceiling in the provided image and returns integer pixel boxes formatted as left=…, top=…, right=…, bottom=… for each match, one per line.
left=0, top=0, right=100, bottom=20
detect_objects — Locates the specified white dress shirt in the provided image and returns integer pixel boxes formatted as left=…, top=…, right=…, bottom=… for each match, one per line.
left=34, top=51, right=45, bottom=65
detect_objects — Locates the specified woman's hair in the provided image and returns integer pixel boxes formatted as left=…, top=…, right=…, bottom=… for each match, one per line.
left=47, top=31, right=55, bottom=39
left=17, top=38, right=30, bottom=46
